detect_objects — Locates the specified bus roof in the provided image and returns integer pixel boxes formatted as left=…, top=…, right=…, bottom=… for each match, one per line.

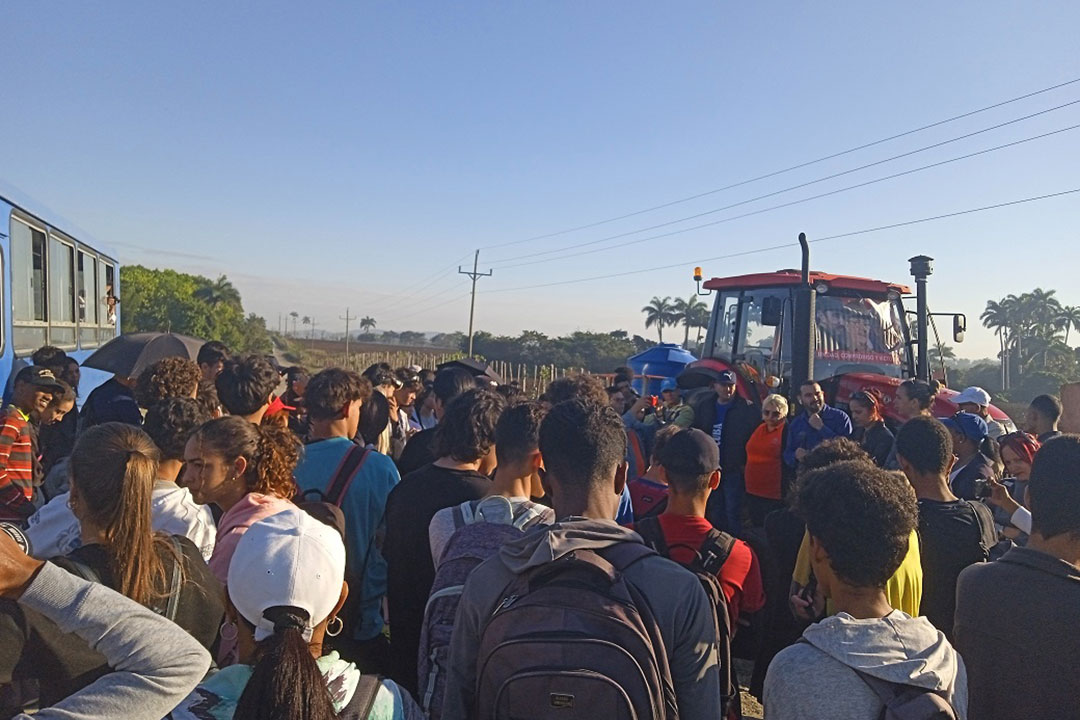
left=0, top=181, right=119, bottom=261
left=703, top=269, right=910, bottom=296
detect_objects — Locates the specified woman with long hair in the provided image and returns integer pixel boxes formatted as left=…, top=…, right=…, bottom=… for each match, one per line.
left=167, top=508, right=424, bottom=719
left=849, top=389, right=894, bottom=467
left=0, top=423, right=222, bottom=711
left=181, top=416, right=299, bottom=585
left=986, top=432, right=1042, bottom=540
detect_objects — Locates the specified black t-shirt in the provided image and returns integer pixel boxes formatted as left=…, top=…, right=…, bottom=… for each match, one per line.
left=917, top=499, right=997, bottom=639
left=0, top=535, right=224, bottom=708
left=384, top=463, right=490, bottom=694
left=395, top=427, right=437, bottom=477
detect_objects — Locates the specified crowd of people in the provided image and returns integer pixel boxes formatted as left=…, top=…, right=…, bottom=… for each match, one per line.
left=0, top=341, right=1076, bottom=719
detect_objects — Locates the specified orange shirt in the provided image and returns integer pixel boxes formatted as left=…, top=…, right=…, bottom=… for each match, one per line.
left=745, top=421, right=785, bottom=500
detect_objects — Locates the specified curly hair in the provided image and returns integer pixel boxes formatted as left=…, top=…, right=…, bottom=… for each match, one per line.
left=796, top=459, right=918, bottom=589
left=134, top=357, right=202, bottom=409
left=192, top=415, right=299, bottom=499
left=305, top=368, right=372, bottom=422
left=539, top=399, right=627, bottom=491
left=435, top=388, right=505, bottom=463
left=542, top=374, right=608, bottom=406
left=216, top=355, right=281, bottom=417
left=144, top=398, right=209, bottom=461
left=196, top=379, right=222, bottom=419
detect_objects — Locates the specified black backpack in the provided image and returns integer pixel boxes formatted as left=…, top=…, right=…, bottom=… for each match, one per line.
left=635, top=516, right=740, bottom=718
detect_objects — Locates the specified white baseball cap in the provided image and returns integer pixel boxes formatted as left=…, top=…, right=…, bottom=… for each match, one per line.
left=227, top=507, right=346, bottom=642
left=954, top=386, right=992, bottom=407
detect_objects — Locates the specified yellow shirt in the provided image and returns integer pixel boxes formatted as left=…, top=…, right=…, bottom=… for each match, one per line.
left=792, top=528, right=922, bottom=617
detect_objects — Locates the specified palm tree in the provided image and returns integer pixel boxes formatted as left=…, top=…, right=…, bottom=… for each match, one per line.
left=289, top=311, right=299, bottom=337
left=360, top=316, right=377, bottom=333
left=195, top=276, right=242, bottom=308
left=302, top=316, right=311, bottom=339
left=981, top=299, right=1013, bottom=390
left=1058, top=305, right=1080, bottom=346
left=671, top=295, right=707, bottom=348
left=642, top=296, right=676, bottom=342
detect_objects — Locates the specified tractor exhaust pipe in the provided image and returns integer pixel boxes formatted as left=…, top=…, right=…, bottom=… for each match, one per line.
left=792, top=232, right=816, bottom=396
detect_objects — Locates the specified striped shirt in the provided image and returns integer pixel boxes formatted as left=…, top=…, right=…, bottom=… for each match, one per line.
left=0, top=405, right=36, bottom=520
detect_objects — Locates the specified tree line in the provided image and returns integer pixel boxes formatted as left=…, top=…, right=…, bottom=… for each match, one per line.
left=119, top=266, right=272, bottom=354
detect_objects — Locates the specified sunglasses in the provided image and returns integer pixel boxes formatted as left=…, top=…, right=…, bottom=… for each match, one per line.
left=763, top=410, right=783, bottom=418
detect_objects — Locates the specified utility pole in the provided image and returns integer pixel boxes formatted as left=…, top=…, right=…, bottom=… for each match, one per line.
left=310, top=317, right=317, bottom=350
left=459, top=249, right=493, bottom=357
left=340, top=307, right=357, bottom=364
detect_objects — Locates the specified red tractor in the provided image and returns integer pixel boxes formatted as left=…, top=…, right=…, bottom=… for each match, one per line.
left=681, top=236, right=1014, bottom=428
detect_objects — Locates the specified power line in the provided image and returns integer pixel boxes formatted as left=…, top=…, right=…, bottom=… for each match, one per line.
left=489, top=98, right=1080, bottom=267
left=392, top=291, right=471, bottom=323
left=481, top=187, right=1080, bottom=294
left=480, top=76, right=1080, bottom=251
left=489, top=121, right=1080, bottom=271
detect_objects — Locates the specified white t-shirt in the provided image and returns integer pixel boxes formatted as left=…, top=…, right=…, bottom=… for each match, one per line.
left=24, top=479, right=217, bottom=561
left=428, top=495, right=555, bottom=568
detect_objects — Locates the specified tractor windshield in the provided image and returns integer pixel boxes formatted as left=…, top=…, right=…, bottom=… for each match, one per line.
left=705, top=287, right=911, bottom=380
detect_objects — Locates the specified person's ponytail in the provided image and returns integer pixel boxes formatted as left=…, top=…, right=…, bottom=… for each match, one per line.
left=69, top=423, right=170, bottom=606
left=251, top=424, right=300, bottom=499
left=234, top=607, right=338, bottom=720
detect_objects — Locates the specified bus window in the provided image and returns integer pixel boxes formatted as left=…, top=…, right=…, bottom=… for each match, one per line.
left=48, top=235, right=76, bottom=348
left=78, top=250, right=99, bottom=347
left=10, top=216, right=48, bottom=352
left=100, top=260, right=117, bottom=341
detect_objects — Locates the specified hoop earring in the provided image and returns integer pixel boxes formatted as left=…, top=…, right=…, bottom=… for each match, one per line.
left=220, top=619, right=239, bottom=642
left=325, top=616, right=344, bottom=638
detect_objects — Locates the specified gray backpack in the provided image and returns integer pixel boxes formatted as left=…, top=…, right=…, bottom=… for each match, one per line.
left=798, top=639, right=958, bottom=719
left=417, top=520, right=524, bottom=720
left=857, top=671, right=959, bottom=720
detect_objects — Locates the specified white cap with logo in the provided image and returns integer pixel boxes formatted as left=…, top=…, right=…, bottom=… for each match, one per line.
left=227, top=507, right=346, bottom=642
left=954, top=386, right=992, bottom=407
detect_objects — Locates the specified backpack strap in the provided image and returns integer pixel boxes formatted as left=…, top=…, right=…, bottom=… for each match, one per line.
left=696, top=529, right=736, bottom=577
left=164, top=535, right=184, bottom=622
left=340, top=674, right=383, bottom=719
left=634, top=515, right=670, bottom=557
left=637, top=494, right=669, bottom=520
left=65, top=558, right=102, bottom=584
left=324, top=445, right=371, bottom=508
left=850, top=668, right=957, bottom=720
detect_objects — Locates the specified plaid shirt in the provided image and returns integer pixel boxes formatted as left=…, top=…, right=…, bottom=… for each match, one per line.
left=0, top=405, right=36, bottom=521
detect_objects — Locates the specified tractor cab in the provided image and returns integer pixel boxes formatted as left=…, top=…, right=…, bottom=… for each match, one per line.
left=700, top=270, right=914, bottom=395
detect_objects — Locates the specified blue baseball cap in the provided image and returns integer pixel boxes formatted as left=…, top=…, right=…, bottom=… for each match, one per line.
left=717, top=370, right=737, bottom=386
left=660, top=378, right=679, bottom=392
left=942, top=412, right=989, bottom=442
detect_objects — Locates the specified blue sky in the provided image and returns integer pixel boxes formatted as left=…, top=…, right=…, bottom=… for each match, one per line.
left=2, top=1, right=1078, bottom=359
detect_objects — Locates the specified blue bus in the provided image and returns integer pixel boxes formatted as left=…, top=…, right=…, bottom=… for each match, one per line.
left=0, top=185, right=121, bottom=396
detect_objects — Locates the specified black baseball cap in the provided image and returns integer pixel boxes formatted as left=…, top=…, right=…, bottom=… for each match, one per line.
left=658, top=428, right=720, bottom=477
left=15, top=366, right=66, bottom=392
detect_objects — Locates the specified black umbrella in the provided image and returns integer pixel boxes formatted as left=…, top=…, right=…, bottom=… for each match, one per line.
left=82, top=332, right=207, bottom=379
left=436, top=357, right=504, bottom=385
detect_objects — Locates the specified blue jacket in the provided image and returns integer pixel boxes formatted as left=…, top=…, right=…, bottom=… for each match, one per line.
left=783, top=404, right=853, bottom=467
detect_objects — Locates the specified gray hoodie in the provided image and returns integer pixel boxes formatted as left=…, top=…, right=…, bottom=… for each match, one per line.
left=764, top=610, right=968, bottom=719
left=441, top=518, right=722, bottom=719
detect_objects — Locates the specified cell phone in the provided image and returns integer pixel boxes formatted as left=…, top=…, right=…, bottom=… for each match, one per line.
left=973, top=478, right=992, bottom=499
